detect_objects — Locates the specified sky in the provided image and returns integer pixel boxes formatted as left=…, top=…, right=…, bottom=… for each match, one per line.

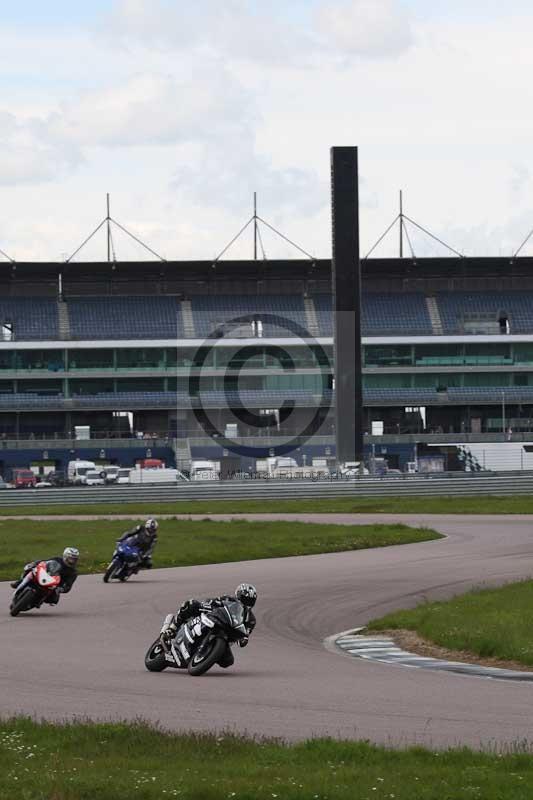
left=1, top=0, right=533, bottom=263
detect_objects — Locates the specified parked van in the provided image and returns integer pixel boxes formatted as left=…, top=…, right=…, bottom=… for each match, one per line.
left=67, top=460, right=97, bottom=485
left=102, top=465, right=120, bottom=483
left=116, top=468, right=131, bottom=484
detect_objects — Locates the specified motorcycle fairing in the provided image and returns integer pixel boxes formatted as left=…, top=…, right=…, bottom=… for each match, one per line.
left=35, top=561, right=61, bottom=588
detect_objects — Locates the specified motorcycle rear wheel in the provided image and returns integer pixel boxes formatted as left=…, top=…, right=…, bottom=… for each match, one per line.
left=10, top=587, right=35, bottom=617
left=188, top=637, right=227, bottom=676
left=144, top=639, right=168, bottom=672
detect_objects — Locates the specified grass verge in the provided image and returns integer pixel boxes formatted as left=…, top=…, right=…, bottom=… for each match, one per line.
left=0, top=519, right=440, bottom=581
left=367, top=579, right=533, bottom=668
left=2, top=718, right=533, bottom=800
left=2, top=494, right=533, bottom=516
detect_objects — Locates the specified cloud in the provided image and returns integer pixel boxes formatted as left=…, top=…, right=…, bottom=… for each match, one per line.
left=48, top=67, right=254, bottom=148
left=315, top=0, right=414, bottom=59
left=510, top=164, right=531, bottom=198
left=105, top=0, right=308, bottom=66
left=172, top=138, right=325, bottom=217
left=0, top=110, right=81, bottom=186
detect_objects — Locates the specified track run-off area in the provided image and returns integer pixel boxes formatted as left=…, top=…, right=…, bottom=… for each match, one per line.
left=1, top=513, right=533, bottom=750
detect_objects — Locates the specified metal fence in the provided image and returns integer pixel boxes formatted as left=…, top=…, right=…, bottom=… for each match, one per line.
left=1, top=472, right=533, bottom=506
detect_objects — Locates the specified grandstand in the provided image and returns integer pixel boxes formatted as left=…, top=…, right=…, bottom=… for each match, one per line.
left=1, top=256, right=533, bottom=475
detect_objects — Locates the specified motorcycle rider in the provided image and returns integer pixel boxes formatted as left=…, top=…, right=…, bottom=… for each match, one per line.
left=10, top=546, right=79, bottom=605
left=161, top=583, right=257, bottom=666
left=116, top=518, right=158, bottom=571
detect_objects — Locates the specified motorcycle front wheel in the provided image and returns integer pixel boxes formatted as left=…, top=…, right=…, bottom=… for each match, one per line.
left=103, top=560, right=120, bottom=583
left=188, top=637, right=227, bottom=676
left=9, top=587, right=35, bottom=617
left=144, top=639, right=168, bottom=672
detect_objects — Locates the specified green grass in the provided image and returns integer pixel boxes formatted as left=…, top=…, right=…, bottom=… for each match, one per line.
left=0, top=519, right=440, bottom=581
left=1, top=719, right=533, bottom=800
left=367, top=579, right=533, bottom=667
left=3, top=494, right=533, bottom=516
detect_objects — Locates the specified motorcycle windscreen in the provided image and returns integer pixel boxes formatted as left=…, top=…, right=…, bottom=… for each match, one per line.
left=223, top=600, right=247, bottom=634
left=45, top=560, right=61, bottom=576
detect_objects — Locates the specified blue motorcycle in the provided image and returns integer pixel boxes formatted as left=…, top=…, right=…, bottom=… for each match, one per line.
left=103, top=542, right=141, bottom=583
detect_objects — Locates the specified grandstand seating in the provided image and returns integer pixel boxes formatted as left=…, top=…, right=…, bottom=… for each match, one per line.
left=68, top=297, right=183, bottom=339
left=0, top=299, right=58, bottom=341
left=190, top=296, right=309, bottom=337
left=10, top=385, right=533, bottom=411
left=313, top=293, right=433, bottom=336
left=436, top=292, right=533, bottom=334
left=8, top=293, right=533, bottom=342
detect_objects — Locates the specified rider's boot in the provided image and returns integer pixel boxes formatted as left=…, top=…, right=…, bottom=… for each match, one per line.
left=10, top=579, right=21, bottom=589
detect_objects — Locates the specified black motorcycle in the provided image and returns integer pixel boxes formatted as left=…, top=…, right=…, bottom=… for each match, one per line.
left=144, top=599, right=249, bottom=676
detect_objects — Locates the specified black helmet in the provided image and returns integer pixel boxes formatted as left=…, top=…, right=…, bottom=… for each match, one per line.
left=235, top=583, right=257, bottom=608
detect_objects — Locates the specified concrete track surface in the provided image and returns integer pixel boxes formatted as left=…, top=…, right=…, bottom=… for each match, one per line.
left=1, top=514, right=533, bottom=750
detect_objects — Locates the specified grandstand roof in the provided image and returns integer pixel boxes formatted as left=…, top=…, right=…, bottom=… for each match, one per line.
left=2, top=256, right=533, bottom=295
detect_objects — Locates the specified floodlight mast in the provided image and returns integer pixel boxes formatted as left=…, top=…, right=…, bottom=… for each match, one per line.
left=399, top=189, right=403, bottom=258
left=253, top=192, right=258, bottom=261
left=107, top=193, right=111, bottom=263
left=330, top=146, right=364, bottom=465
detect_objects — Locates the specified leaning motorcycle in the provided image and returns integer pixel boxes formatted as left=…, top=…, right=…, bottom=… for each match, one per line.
left=9, top=560, right=62, bottom=616
left=144, top=599, right=249, bottom=676
left=103, top=542, right=141, bottom=583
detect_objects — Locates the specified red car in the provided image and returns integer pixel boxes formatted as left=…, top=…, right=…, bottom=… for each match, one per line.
left=12, top=469, right=37, bottom=489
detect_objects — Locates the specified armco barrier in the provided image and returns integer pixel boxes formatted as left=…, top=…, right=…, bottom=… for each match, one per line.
left=2, top=473, right=533, bottom=506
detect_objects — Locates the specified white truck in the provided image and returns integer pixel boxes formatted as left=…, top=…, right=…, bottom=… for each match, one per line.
left=129, top=467, right=180, bottom=484
left=190, top=460, right=220, bottom=481
left=67, top=460, right=98, bottom=485
left=340, top=461, right=370, bottom=478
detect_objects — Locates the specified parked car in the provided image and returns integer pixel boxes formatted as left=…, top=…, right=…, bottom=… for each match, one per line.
left=0, top=477, right=10, bottom=489
left=11, top=469, right=37, bottom=489
left=84, top=470, right=106, bottom=486
left=35, top=480, right=53, bottom=488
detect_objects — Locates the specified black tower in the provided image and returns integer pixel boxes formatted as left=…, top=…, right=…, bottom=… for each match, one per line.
left=330, top=146, right=364, bottom=463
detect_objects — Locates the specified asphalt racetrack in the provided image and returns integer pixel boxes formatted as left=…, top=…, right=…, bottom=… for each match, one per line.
left=1, top=513, right=533, bottom=749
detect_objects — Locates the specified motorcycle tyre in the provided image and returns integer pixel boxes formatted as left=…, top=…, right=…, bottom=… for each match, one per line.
left=10, top=587, right=35, bottom=617
left=103, top=561, right=119, bottom=583
left=144, top=639, right=169, bottom=672
left=188, top=637, right=227, bottom=676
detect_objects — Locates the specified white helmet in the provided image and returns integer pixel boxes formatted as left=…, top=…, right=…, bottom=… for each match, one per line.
left=145, top=518, right=158, bottom=536
left=63, top=547, right=79, bottom=567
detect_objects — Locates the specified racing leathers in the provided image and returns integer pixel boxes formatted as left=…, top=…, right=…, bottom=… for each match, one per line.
left=117, top=524, right=157, bottom=570
left=163, top=596, right=256, bottom=659
left=11, top=557, right=78, bottom=605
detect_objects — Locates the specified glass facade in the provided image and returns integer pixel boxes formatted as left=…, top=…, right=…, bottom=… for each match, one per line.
left=0, top=342, right=531, bottom=397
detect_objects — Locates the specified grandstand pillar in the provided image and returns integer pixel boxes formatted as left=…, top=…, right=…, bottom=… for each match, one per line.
left=330, top=146, right=364, bottom=463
